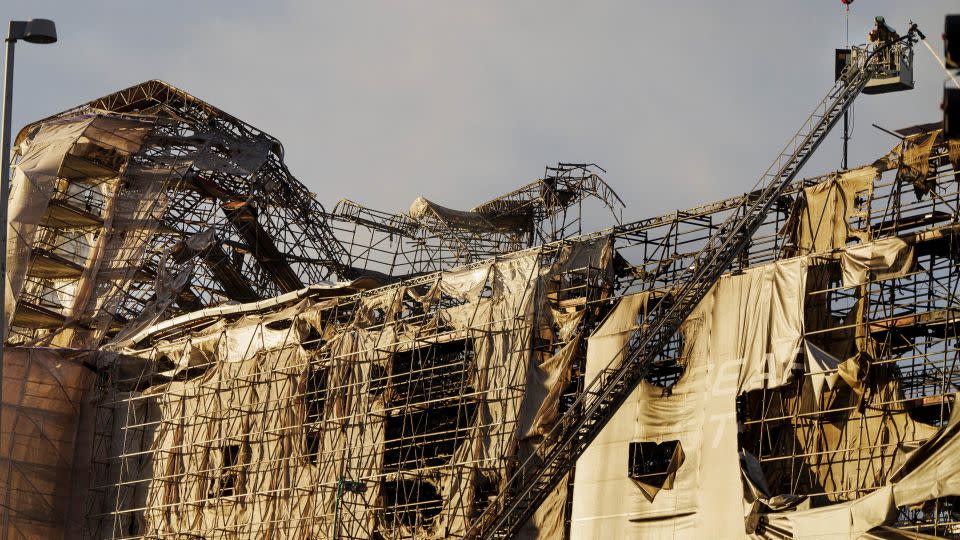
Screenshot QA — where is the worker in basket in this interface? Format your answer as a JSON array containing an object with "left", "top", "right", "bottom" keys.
[
  {"left": 869, "top": 16, "right": 900, "bottom": 69},
  {"left": 869, "top": 16, "right": 900, "bottom": 45}
]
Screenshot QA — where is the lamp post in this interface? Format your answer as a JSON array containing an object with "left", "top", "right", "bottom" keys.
[
  {"left": 0, "top": 22, "right": 56, "bottom": 526},
  {"left": 1, "top": 19, "right": 57, "bottom": 337}
]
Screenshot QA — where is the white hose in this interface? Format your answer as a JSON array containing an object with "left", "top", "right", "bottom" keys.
[{"left": 920, "top": 37, "right": 960, "bottom": 89}]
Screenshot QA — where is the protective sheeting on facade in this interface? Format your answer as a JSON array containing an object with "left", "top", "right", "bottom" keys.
[
  {"left": 839, "top": 237, "right": 914, "bottom": 288},
  {"left": 571, "top": 256, "right": 808, "bottom": 539},
  {"left": 789, "top": 166, "right": 877, "bottom": 255},
  {"left": 747, "top": 241, "right": 941, "bottom": 521},
  {"left": 6, "top": 83, "right": 959, "bottom": 539},
  {"left": 751, "top": 349, "right": 939, "bottom": 511},
  {"left": 761, "top": 416, "right": 960, "bottom": 539},
  {"left": 7, "top": 80, "right": 355, "bottom": 351},
  {"left": 5, "top": 116, "right": 155, "bottom": 344},
  {"left": 89, "top": 239, "right": 611, "bottom": 539},
  {"left": 570, "top": 236, "right": 945, "bottom": 538},
  {"left": 81, "top": 120, "right": 960, "bottom": 538},
  {"left": 0, "top": 347, "right": 96, "bottom": 539}
]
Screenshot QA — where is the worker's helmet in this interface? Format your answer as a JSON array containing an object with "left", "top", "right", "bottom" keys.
[{"left": 875, "top": 16, "right": 885, "bottom": 23}]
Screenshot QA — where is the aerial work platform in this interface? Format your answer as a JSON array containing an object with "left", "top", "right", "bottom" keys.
[{"left": 857, "top": 40, "right": 915, "bottom": 94}]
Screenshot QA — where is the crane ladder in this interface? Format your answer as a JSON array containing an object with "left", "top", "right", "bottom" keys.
[{"left": 466, "top": 42, "right": 897, "bottom": 540}]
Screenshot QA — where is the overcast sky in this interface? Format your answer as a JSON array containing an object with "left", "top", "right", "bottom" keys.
[{"left": 5, "top": 1, "right": 957, "bottom": 226}]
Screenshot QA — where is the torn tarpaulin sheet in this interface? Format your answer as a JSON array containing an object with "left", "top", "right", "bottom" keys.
[
  {"left": 760, "top": 485, "right": 898, "bottom": 540},
  {"left": 803, "top": 340, "right": 871, "bottom": 403},
  {"left": 895, "top": 130, "right": 940, "bottom": 198},
  {"left": 629, "top": 441, "right": 685, "bottom": 502},
  {"left": 5, "top": 118, "right": 96, "bottom": 332},
  {"left": 792, "top": 166, "right": 876, "bottom": 255},
  {"left": 761, "top": 412, "right": 960, "bottom": 539},
  {"left": 409, "top": 196, "right": 529, "bottom": 232},
  {"left": 572, "top": 256, "right": 808, "bottom": 538},
  {"left": 839, "top": 237, "right": 914, "bottom": 288},
  {"left": 803, "top": 340, "right": 842, "bottom": 402}
]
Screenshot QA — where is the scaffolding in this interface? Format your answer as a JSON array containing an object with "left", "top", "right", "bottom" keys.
[
  {"left": 6, "top": 82, "right": 624, "bottom": 352},
  {"left": 5, "top": 74, "right": 960, "bottom": 539},
  {"left": 7, "top": 81, "right": 350, "bottom": 350},
  {"left": 86, "top": 235, "right": 612, "bottom": 538},
  {"left": 76, "top": 122, "right": 960, "bottom": 538},
  {"left": 329, "top": 163, "right": 624, "bottom": 277}
]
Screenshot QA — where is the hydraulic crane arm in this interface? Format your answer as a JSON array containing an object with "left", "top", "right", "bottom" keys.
[{"left": 465, "top": 34, "right": 917, "bottom": 540}]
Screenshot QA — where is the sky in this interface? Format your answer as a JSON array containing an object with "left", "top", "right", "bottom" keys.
[{"left": 4, "top": 1, "right": 958, "bottom": 227}]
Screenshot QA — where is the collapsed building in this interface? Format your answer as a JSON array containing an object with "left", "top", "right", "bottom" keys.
[{"left": 3, "top": 73, "right": 960, "bottom": 540}]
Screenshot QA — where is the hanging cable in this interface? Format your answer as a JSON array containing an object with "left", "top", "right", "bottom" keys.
[
  {"left": 846, "top": 2, "right": 854, "bottom": 146},
  {"left": 845, "top": 1, "right": 850, "bottom": 47},
  {"left": 841, "top": 0, "right": 854, "bottom": 169}
]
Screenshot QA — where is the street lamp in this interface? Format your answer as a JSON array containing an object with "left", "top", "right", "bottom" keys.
[
  {"left": 2, "top": 18, "right": 58, "bottom": 328},
  {"left": 0, "top": 17, "right": 57, "bottom": 461},
  {"left": 2, "top": 18, "right": 58, "bottom": 311},
  {"left": 1, "top": 19, "right": 58, "bottom": 335}
]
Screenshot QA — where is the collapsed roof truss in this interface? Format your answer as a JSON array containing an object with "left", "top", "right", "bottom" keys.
[
  {"left": 7, "top": 75, "right": 960, "bottom": 539},
  {"left": 9, "top": 81, "right": 355, "bottom": 347},
  {"left": 329, "top": 163, "right": 624, "bottom": 277},
  {"left": 84, "top": 125, "right": 960, "bottom": 538}
]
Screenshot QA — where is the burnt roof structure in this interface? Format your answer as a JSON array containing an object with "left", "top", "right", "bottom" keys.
[
  {"left": 7, "top": 81, "right": 622, "bottom": 349},
  {"left": 7, "top": 81, "right": 351, "bottom": 348},
  {"left": 5, "top": 73, "right": 960, "bottom": 540}
]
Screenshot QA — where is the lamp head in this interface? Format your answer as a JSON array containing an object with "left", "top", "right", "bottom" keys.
[{"left": 22, "top": 19, "right": 57, "bottom": 44}]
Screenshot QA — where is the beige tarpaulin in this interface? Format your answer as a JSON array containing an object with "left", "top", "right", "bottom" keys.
[
  {"left": 762, "top": 413, "right": 960, "bottom": 539},
  {"left": 895, "top": 130, "right": 940, "bottom": 198},
  {"left": 571, "top": 257, "right": 808, "bottom": 538},
  {"left": 5, "top": 118, "right": 95, "bottom": 334},
  {"left": 889, "top": 415, "right": 960, "bottom": 508},
  {"left": 103, "top": 239, "right": 606, "bottom": 539},
  {"left": 0, "top": 347, "right": 95, "bottom": 540},
  {"left": 516, "top": 473, "right": 569, "bottom": 540},
  {"left": 511, "top": 242, "right": 609, "bottom": 540},
  {"left": 435, "top": 251, "right": 546, "bottom": 538},
  {"left": 792, "top": 166, "right": 876, "bottom": 255},
  {"left": 803, "top": 339, "right": 885, "bottom": 408},
  {"left": 633, "top": 442, "right": 686, "bottom": 502},
  {"left": 756, "top": 246, "right": 941, "bottom": 524},
  {"left": 762, "top": 485, "right": 898, "bottom": 539},
  {"left": 124, "top": 331, "right": 387, "bottom": 538},
  {"left": 515, "top": 314, "right": 585, "bottom": 540},
  {"left": 2, "top": 115, "right": 154, "bottom": 347},
  {"left": 570, "top": 292, "right": 656, "bottom": 538},
  {"left": 409, "top": 196, "right": 528, "bottom": 232},
  {"left": 839, "top": 237, "right": 914, "bottom": 288},
  {"left": 732, "top": 258, "right": 808, "bottom": 393},
  {"left": 804, "top": 340, "right": 843, "bottom": 402},
  {"left": 787, "top": 375, "right": 936, "bottom": 500},
  {"left": 518, "top": 333, "right": 581, "bottom": 439},
  {"left": 759, "top": 350, "right": 939, "bottom": 510}
]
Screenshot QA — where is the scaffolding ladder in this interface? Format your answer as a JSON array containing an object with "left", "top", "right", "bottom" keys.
[{"left": 465, "top": 40, "right": 904, "bottom": 540}]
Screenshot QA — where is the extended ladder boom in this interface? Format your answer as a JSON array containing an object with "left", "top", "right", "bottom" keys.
[{"left": 466, "top": 38, "right": 909, "bottom": 539}]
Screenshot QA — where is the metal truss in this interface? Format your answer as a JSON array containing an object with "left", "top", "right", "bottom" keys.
[{"left": 328, "top": 163, "right": 624, "bottom": 277}]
